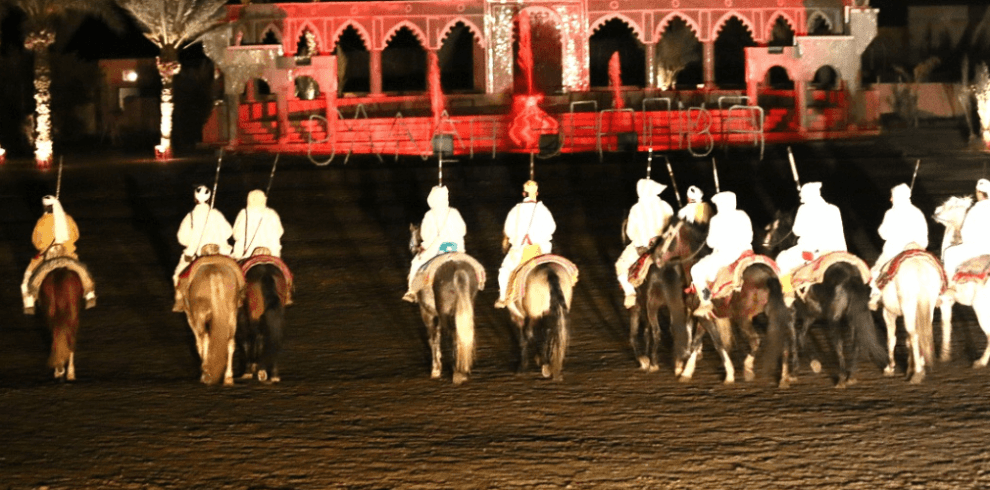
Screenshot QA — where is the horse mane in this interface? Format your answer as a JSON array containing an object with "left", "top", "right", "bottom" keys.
[{"left": 934, "top": 195, "right": 974, "bottom": 229}]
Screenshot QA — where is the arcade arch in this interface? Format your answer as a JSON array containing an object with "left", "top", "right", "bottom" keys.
[
  {"left": 382, "top": 26, "right": 427, "bottom": 93},
  {"left": 513, "top": 9, "right": 563, "bottom": 95},
  {"left": 654, "top": 16, "right": 702, "bottom": 90},
  {"left": 334, "top": 25, "right": 370, "bottom": 94},
  {"left": 438, "top": 22, "right": 483, "bottom": 92},
  {"left": 589, "top": 18, "right": 645, "bottom": 88},
  {"left": 714, "top": 16, "right": 756, "bottom": 89}
]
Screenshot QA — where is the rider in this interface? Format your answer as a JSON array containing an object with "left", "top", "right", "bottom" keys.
[
  {"left": 232, "top": 189, "right": 284, "bottom": 260},
  {"left": 403, "top": 185, "right": 467, "bottom": 303},
  {"left": 615, "top": 178, "right": 674, "bottom": 308},
  {"left": 942, "top": 178, "right": 990, "bottom": 280},
  {"left": 173, "top": 185, "right": 233, "bottom": 311},
  {"left": 691, "top": 191, "right": 753, "bottom": 316},
  {"left": 677, "top": 185, "right": 712, "bottom": 225},
  {"left": 495, "top": 180, "right": 556, "bottom": 309},
  {"left": 775, "top": 182, "right": 847, "bottom": 298},
  {"left": 869, "top": 183, "right": 928, "bottom": 308},
  {"left": 21, "top": 195, "right": 80, "bottom": 313}
]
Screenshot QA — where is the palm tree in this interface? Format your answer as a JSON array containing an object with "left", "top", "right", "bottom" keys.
[
  {"left": 116, "top": 0, "right": 228, "bottom": 159},
  {"left": 4, "top": 0, "right": 118, "bottom": 167}
]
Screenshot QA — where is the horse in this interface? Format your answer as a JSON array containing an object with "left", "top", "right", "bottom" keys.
[
  {"left": 759, "top": 209, "right": 887, "bottom": 387},
  {"left": 505, "top": 254, "right": 578, "bottom": 381},
  {"left": 680, "top": 258, "right": 796, "bottom": 387},
  {"left": 874, "top": 249, "right": 943, "bottom": 383},
  {"left": 408, "top": 224, "right": 483, "bottom": 385},
  {"left": 627, "top": 218, "right": 709, "bottom": 374},
  {"left": 933, "top": 195, "right": 990, "bottom": 367},
  {"left": 238, "top": 260, "right": 289, "bottom": 383},
  {"left": 180, "top": 254, "right": 245, "bottom": 386},
  {"left": 37, "top": 268, "right": 83, "bottom": 381}
]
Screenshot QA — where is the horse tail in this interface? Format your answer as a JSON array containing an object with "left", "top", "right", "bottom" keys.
[
  {"left": 204, "top": 268, "right": 238, "bottom": 385},
  {"left": 915, "top": 283, "right": 936, "bottom": 367},
  {"left": 759, "top": 275, "right": 793, "bottom": 374},
  {"left": 546, "top": 269, "right": 569, "bottom": 380},
  {"left": 847, "top": 281, "right": 889, "bottom": 368},
  {"left": 44, "top": 269, "right": 82, "bottom": 370},
  {"left": 661, "top": 265, "right": 690, "bottom": 360},
  {"left": 452, "top": 268, "right": 476, "bottom": 377}
]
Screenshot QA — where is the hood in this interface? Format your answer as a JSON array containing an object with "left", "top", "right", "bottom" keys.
[
  {"left": 686, "top": 185, "right": 703, "bottom": 203},
  {"left": 710, "top": 191, "right": 736, "bottom": 212},
  {"left": 636, "top": 178, "right": 666, "bottom": 201},
  {"left": 891, "top": 183, "right": 911, "bottom": 206},
  {"left": 247, "top": 189, "right": 266, "bottom": 210},
  {"left": 800, "top": 182, "right": 823, "bottom": 204},
  {"left": 427, "top": 185, "right": 449, "bottom": 211}
]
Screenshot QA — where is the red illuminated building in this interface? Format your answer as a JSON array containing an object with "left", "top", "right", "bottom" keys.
[{"left": 200, "top": 0, "right": 879, "bottom": 158}]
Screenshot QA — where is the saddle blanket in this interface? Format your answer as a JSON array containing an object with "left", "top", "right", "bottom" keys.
[
  {"left": 240, "top": 254, "right": 295, "bottom": 305},
  {"left": 792, "top": 251, "right": 871, "bottom": 297},
  {"left": 176, "top": 255, "right": 245, "bottom": 304},
  {"left": 954, "top": 254, "right": 990, "bottom": 285},
  {"left": 710, "top": 251, "right": 780, "bottom": 300},
  {"left": 627, "top": 235, "right": 665, "bottom": 288},
  {"left": 876, "top": 249, "right": 947, "bottom": 294},
  {"left": 29, "top": 256, "right": 97, "bottom": 309},
  {"left": 507, "top": 254, "right": 579, "bottom": 305},
  {"left": 410, "top": 252, "right": 486, "bottom": 295}
]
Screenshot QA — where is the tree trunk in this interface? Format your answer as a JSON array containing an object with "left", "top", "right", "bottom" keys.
[
  {"left": 156, "top": 51, "right": 182, "bottom": 159},
  {"left": 26, "top": 30, "right": 55, "bottom": 168}
]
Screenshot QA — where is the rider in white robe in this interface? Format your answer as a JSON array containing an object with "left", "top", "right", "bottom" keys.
[
  {"left": 691, "top": 191, "right": 753, "bottom": 315},
  {"left": 615, "top": 178, "right": 674, "bottom": 308},
  {"left": 869, "top": 183, "right": 928, "bottom": 307},
  {"left": 232, "top": 189, "right": 284, "bottom": 259},
  {"left": 677, "top": 185, "right": 712, "bottom": 225},
  {"left": 173, "top": 185, "right": 233, "bottom": 285},
  {"left": 943, "top": 178, "right": 990, "bottom": 278},
  {"left": 776, "top": 182, "right": 847, "bottom": 295},
  {"left": 403, "top": 185, "right": 467, "bottom": 302},
  {"left": 495, "top": 180, "right": 556, "bottom": 308}
]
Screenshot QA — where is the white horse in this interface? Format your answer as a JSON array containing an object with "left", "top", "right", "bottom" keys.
[
  {"left": 876, "top": 250, "right": 943, "bottom": 383},
  {"left": 933, "top": 195, "right": 990, "bottom": 367}
]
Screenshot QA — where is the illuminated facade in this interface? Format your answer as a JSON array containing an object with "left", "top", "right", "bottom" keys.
[{"left": 201, "top": 0, "right": 879, "bottom": 157}]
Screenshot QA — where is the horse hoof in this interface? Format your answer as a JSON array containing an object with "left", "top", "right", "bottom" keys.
[
  {"left": 257, "top": 370, "right": 268, "bottom": 383},
  {"left": 637, "top": 356, "right": 650, "bottom": 371},
  {"left": 909, "top": 371, "right": 925, "bottom": 384},
  {"left": 431, "top": 370, "right": 442, "bottom": 379},
  {"left": 883, "top": 365, "right": 896, "bottom": 377},
  {"left": 810, "top": 360, "right": 822, "bottom": 374},
  {"left": 973, "top": 361, "right": 987, "bottom": 369},
  {"left": 452, "top": 372, "right": 469, "bottom": 385},
  {"left": 241, "top": 373, "right": 253, "bottom": 379},
  {"left": 224, "top": 377, "right": 235, "bottom": 386},
  {"left": 647, "top": 364, "right": 660, "bottom": 373},
  {"left": 723, "top": 376, "right": 735, "bottom": 385},
  {"left": 541, "top": 365, "right": 552, "bottom": 378},
  {"left": 270, "top": 376, "right": 281, "bottom": 383},
  {"left": 744, "top": 369, "right": 755, "bottom": 382},
  {"left": 940, "top": 354, "right": 952, "bottom": 364}
]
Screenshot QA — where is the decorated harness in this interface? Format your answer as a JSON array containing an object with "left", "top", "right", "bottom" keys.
[
  {"left": 876, "top": 248, "right": 947, "bottom": 294},
  {"left": 791, "top": 251, "right": 871, "bottom": 300}
]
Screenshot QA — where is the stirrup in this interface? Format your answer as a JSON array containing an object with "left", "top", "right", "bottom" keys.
[
  {"left": 693, "top": 301, "right": 714, "bottom": 318},
  {"left": 494, "top": 298, "right": 507, "bottom": 309},
  {"left": 402, "top": 291, "right": 417, "bottom": 303}
]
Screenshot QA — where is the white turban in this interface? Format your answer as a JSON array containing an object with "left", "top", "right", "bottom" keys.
[
  {"left": 977, "top": 179, "right": 990, "bottom": 194},
  {"left": 42, "top": 195, "right": 70, "bottom": 244},
  {"left": 246, "top": 189, "right": 266, "bottom": 209},
  {"left": 687, "top": 186, "right": 703, "bottom": 202},
  {"left": 636, "top": 179, "right": 666, "bottom": 201},
  {"left": 427, "top": 185, "right": 449, "bottom": 212},
  {"left": 194, "top": 185, "right": 212, "bottom": 204},
  {"left": 891, "top": 183, "right": 911, "bottom": 204}
]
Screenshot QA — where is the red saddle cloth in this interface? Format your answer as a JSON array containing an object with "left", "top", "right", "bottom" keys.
[
  {"left": 953, "top": 254, "right": 990, "bottom": 285},
  {"left": 239, "top": 255, "right": 295, "bottom": 305},
  {"left": 709, "top": 251, "right": 781, "bottom": 299},
  {"left": 627, "top": 251, "right": 653, "bottom": 287},
  {"left": 791, "top": 251, "right": 871, "bottom": 293},
  {"left": 876, "top": 249, "right": 947, "bottom": 294},
  {"left": 507, "top": 254, "right": 579, "bottom": 305}
]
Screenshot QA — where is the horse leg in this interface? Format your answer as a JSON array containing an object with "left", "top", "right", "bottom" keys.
[
  {"left": 422, "top": 309, "right": 442, "bottom": 379},
  {"left": 737, "top": 317, "right": 760, "bottom": 382},
  {"left": 516, "top": 316, "right": 531, "bottom": 374},
  {"left": 645, "top": 303, "right": 662, "bottom": 373},
  {"left": 714, "top": 317, "right": 736, "bottom": 384},
  {"left": 882, "top": 307, "right": 899, "bottom": 377},
  {"left": 939, "top": 295, "right": 954, "bottom": 362},
  {"left": 66, "top": 352, "right": 75, "bottom": 381},
  {"left": 678, "top": 319, "right": 705, "bottom": 381},
  {"left": 629, "top": 303, "right": 648, "bottom": 370},
  {"left": 797, "top": 316, "right": 823, "bottom": 374},
  {"left": 224, "top": 338, "right": 236, "bottom": 386},
  {"left": 972, "top": 303, "right": 990, "bottom": 369},
  {"left": 901, "top": 300, "right": 925, "bottom": 384}
]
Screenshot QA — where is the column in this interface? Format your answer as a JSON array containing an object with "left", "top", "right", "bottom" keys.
[
  {"left": 370, "top": 49, "right": 383, "bottom": 96},
  {"left": 795, "top": 80, "right": 807, "bottom": 131},
  {"left": 645, "top": 42, "right": 656, "bottom": 90},
  {"left": 703, "top": 41, "right": 715, "bottom": 89}
]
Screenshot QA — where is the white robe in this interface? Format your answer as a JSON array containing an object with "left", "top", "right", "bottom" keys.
[
  {"left": 498, "top": 200, "right": 556, "bottom": 299},
  {"left": 232, "top": 206, "right": 284, "bottom": 259}
]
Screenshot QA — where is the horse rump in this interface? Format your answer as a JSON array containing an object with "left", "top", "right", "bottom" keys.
[
  {"left": 189, "top": 263, "right": 242, "bottom": 386},
  {"left": 238, "top": 264, "right": 286, "bottom": 383},
  {"left": 434, "top": 263, "right": 478, "bottom": 384},
  {"left": 39, "top": 268, "right": 83, "bottom": 379}
]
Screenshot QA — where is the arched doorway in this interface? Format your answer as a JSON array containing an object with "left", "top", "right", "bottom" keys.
[
  {"left": 589, "top": 18, "right": 645, "bottom": 88},
  {"left": 513, "top": 9, "right": 562, "bottom": 95},
  {"left": 382, "top": 26, "right": 427, "bottom": 93},
  {"left": 714, "top": 17, "right": 756, "bottom": 89},
  {"left": 655, "top": 17, "right": 702, "bottom": 90},
  {"left": 438, "top": 22, "right": 479, "bottom": 92},
  {"left": 769, "top": 17, "right": 794, "bottom": 47},
  {"left": 334, "top": 26, "right": 370, "bottom": 94}
]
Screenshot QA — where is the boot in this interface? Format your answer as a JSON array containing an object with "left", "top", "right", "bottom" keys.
[
  {"left": 494, "top": 297, "right": 507, "bottom": 309},
  {"left": 781, "top": 273, "right": 796, "bottom": 307},
  {"left": 624, "top": 294, "right": 637, "bottom": 309},
  {"left": 172, "top": 289, "right": 184, "bottom": 312},
  {"left": 23, "top": 293, "right": 34, "bottom": 315},
  {"left": 693, "top": 288, "right": 713, "bottom": 317},
  {"left": 402, "top": 290, "right": 417, "bottom": 303},
  {"left": 868, "top": 285, "right": 881, "bottom": 311}
]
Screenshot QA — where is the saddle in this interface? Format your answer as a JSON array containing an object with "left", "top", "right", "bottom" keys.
[
  {"left": 627, "top": 236, "right": 664, "bottom": 288},
  {"left": 408, "top": 252, "right": 486, "bottom": 296},
  {"left": 176, "top": 254, "right": 246, "bottom": 308},
  {"left": 953, "top": 254, "right": 990, "bottom": 285},
  {"left": 239, "top": 252, "right": 295, "bottom": 306},
  {"left": 28, "top": 255, "right": 97, "bottom": 309},
  {"left": 791, "top": 251, "right": 871, "bottom": 300},
  {"left": 876, "top": 248, "right": 947, "bottom": 294},
  {"left": 506, "top": 254, "right": 579, "bottom": 305},
  {"left": 709, "top": 251, "right": 781, "bottom": 300}
]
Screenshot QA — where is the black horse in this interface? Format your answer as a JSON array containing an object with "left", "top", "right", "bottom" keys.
[
  {"left": 759, "top": 209, "right": 887, "bottom": 387},
  {"left": 238, "top": 263, "right": 288, "bottom": 384},
  {"left": 628, "top": 218, "right": 709, "bottom": 375}
]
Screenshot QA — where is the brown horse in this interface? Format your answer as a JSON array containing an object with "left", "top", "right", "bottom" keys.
[
  {"left": 182, "top": 255, "right": 245, "bottom": 386},
  {"left": 37, "top": 268, "right": 83, "bottom": 381},
  {"left": 238, "top": 262, "right": 288, "bottom": 383}
]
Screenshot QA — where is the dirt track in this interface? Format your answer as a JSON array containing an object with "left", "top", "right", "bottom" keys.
[{"left": 3, "top": 128, "right": 990, "bottom": 489}]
